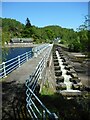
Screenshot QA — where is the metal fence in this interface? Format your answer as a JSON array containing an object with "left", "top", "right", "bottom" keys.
[
  {"left": 26, "top": 44, "right": 58, "bottom": 119},
  {"left": 0, "top": 51, "right": 32, "bottom": 78},
  {"left": 0, "top": 44, "right": 50, "bottom": 79}
]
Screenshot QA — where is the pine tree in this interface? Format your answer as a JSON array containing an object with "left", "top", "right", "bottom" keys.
[{"left": 25, "top": 18, "right": 31, "bottom": 28}]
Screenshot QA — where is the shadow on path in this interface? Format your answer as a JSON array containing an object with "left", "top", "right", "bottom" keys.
[{"left": 2, "top": 81, "right": 29, "bottom": 120}]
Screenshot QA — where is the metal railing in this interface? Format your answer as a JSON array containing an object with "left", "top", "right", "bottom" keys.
[
  {"left": 0, "top": 51, "right": 32, "bottom": 78},
  {"left": 26, "top": 44, "right": 58, "bottom": 119},
  {"left": 33, "top": 44, "right": 50, "bottom": 57},
  {"left": 0, "top": 44, "right": 50, "bottom": 79}
]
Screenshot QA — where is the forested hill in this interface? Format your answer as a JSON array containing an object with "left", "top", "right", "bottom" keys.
[
  {"left": 0, "top": 17, "right": 89, "bottom": 53},
  {"left": 1, "top": 17, "right": 24, "bottom": 45}
]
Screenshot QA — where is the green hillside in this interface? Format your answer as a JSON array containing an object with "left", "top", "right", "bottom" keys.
[
  {"left": 0, "top": 17, "right": 24, "bottom": 45},
  {"left": 1, "top": 17, "right": 89, "bottom": 54}
]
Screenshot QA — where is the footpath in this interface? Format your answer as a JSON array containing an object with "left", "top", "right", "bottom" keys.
[{"left": 1, "top": 45, "right": 52, "bottom": 120}]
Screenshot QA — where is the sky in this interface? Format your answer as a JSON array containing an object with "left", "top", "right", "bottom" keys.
[
  {"left": 1, "top": 0, "right": 89, "bottom": 2},
  {"left": 1, "top": 2, "right": 89, "bottom": 31}
]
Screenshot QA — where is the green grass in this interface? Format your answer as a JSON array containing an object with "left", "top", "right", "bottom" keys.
[{"left": 41, "top": 80, "right": 55, "bottom": 96}]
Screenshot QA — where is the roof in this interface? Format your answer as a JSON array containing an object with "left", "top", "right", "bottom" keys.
[{"left": 11, "top": 38, "right": 33, "bottom": 43}]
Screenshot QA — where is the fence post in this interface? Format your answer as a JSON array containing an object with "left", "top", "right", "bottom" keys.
[
  {"left": 42, "top": 110, "right": 46, "bottom": 120},
  {"left": 30, "top": 51, "right": 32, "bottom": 58},
  {"left": 26, "top": 52, "right": 28, "bottom": 61},
  {"left": 18, "top": 56, "right": 20, "bottom": 67},
  {"left": 44, "top": 57, "right": 46, "bottom": 68},
  {"left": 34, "top": 48, "right": 37, "bottom": 58},
  {"left": 39, "top": 62, "right": 42, "bottom": 80},
  {"left": 3, "top": 62, "right": 6, "bottom": 77}
]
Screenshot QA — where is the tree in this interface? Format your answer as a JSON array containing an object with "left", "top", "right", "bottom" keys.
[
  {"left": 21, "top": 18, "right": 33, "bottom": 38},
  {"left": 25, "top": 18, "right": 31, "bottom": 28},
  {"left": 77, "top": 15, "right": 89, "bottom": 53},
  {"left": 1, "top": 18, "right": 24, "bottom": 45}
]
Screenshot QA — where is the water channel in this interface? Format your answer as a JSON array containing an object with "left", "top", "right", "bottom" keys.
[
  {"left": 56, "top": 51, "right": 72, "bottom": 90},
  {"left": 56, "top": 50, "right": 81, "bottom": 95}
]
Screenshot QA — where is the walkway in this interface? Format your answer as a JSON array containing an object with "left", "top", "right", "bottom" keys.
[
  {"left": 2, "top": 45, "right": 51, "bottom": 83},
  {"left": 1, "top": 45, "right": 53, "bottom": 120}
]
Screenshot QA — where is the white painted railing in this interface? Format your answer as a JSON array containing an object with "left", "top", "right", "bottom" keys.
[
  {"left": 0, "top": 51, "right": 32, "bottom": 78},
  {"left": 0, "top": 44, "right": 50, "bottom": 79},
  {"left": 32, "top": 43, "right": 50, "bottom": 57},
  {"left": 26, "top": 44, "right": 58, "bottom": 119}
]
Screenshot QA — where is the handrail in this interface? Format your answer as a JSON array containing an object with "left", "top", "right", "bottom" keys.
[
  {"left": 0, "top": 44, "right": 50, "bottom": 79},
  {"left": 26, "top": 44, "right": 58, "bottom": 119},
  {"left": 0, "top": 51, "right": 32, "bottom": 78}
]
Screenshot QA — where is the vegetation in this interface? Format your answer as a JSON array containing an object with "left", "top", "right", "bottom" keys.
[
  {"left": 1, "top": 17, "right": 24, "bottom": 45},
  {"left": 1, "top": 16, "right": 90, "bottom": 119},
  {"left": 1, "top": 16, "right": 89, "bottom": 55},
  {"left": 40, "top": 93, "right": 90, "bottom": 120},
  {"left": 41, "top": 79, "right": 54, "bottom": 95},
  {"left": 40, "top": 79, "right": 90, "bottom": 120}
]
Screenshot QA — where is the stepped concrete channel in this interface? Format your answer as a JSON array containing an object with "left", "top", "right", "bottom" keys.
[{"left": 53, "top": 45, "right": 89, "bottom": 97}]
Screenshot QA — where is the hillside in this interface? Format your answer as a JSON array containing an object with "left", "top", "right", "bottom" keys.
[
  {"left": 1, "top": 17, "right": 89, "bottom": 54},
  {"left": 0, "top": 17, "right": 24, "bottom": 45}
]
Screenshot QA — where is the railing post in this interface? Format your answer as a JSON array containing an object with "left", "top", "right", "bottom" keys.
[
  {"left": 37, "top": 48, "right": 39, "bottom": 56},
  {"left": 26, "top": 52, "right": 28, "bottom": 61},
  {"left": 39, "top": 63, "right": 42, "bottom": 80},
  {"left": 3, "top": 62, "right": 6, "bottom": 77},
  {"left": 42, "top": 110, "right": 46, "bottom": 120},
  {"left": 34, "top": 48, "right": 37, "bottom": 58},
  {"left": 18, "top": 56, "right": 20, "bottom": 67},
  {"left": 44, "top": 57, "right": 46, "bottom": 68},
  {"left": 30, "top": 51, "right": 32, "bottom": 58}
]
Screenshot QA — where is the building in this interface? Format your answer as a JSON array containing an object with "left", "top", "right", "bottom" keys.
[{"left": 10, "top": 38, "right": 33, "bottom": 43}]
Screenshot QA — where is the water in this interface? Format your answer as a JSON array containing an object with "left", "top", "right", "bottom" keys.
[
  {"left": 56, "top": 51, "right": 72, "bottom": 90},
  {"left": 56, "top": 50, "right": 82, "bottom": 95},
  {"left": 2, "top": 47, "right": 33, "bottom": 62}
]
